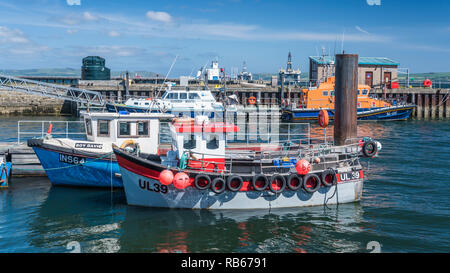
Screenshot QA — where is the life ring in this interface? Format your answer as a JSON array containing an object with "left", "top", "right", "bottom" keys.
[
  {"left": 286, "top": 173, "right": 302, "bottom": 191},
  {"left": 248, "top": 96, "right": 257, "bottom": 105},
  {"left": 318, "top": 109, "right": 329, "bottom": 128},
  {"left": 211, "top": 177, "right": 226, "bottom": 194},
  {"left": 120, "top": 139, "right": 137, "bottom": 149},
  {"left": 303, "top": 173, "right": 321, "bottom": 194},
  {"left": 321, "top": 169, "right": 336, "bottom": 187},
  {"left": 269, "top": 174, "right": 286, "bottom": 194},
  {"left": 226, "top": 175, "right": 243, "bottom": 192},
  {"left": 194, "top": 174, "right": 211, "bottom": 190},
  {"left": 362, "top": 140, "right": 378, "bottom": 157},
  {"left": 252, "top": 174, "right": 269, "bottom": 191}
]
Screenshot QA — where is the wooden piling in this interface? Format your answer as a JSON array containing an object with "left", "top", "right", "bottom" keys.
[
  {"left": 446, "top": 95, "right": 450, "bottom": 118},
  {"left": 438, "top": 94, "right": 444, "bottom": 119},
  {"left": 412, "top": 94, "right": 416, "bottom": 117},
  {"left": 431, "top": 94, "right": 436, "bottom": 119},
  {"left": 334, "top": 54, "right": 358, "bottom": 146},
  {"left": 417, "top": 94, "right": 422, "bottom": 119},
  {"left": 424, "top": 94, "right": 430, "bottom": 119}
]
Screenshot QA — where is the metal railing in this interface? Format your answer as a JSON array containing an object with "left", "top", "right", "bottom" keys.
[{"left": 17, "top": 120, "right": 86, "bottom": 144}]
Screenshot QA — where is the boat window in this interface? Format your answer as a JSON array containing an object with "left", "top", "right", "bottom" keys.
[
  {"left": 183, "top": 134, "right": 196, "bottom": 149},
  {"left": 85, "top": 119, "right": 92, "bottom": 136},
  {"left": 362, "top": 89, "right": 369, "bottom": 95},
  {"left": 145, "top": 102, "right": 149, "bottom": 105},
  {"left": 97, "top": 120, "right": 110, "bottom": 137},
  {"left": 137, "top": 121, "right": 149, "bottom": 136},
  {"left": 179, "top": 93, "right": 187, "bottom": 99},
  {"left": 357, "top": 90, "right": 361, "bottom": 95},
  {"left": 134, "top": 102, "right": 139, "bottom": 105},
  {"left": 166, "top": 93, "right": 179, "bottom": 100},
  {"left": 189, "top": 93, "right": 200, "bottom": 100},
  {"left": 119, "top": 122, "right": 131, "bottom": 136},
  {"left": 161, "top": 91, "right": 168, "bottom": 99},
  {"left": 206, "top": 134, "right": 219, "bottom": 150},
  {"left": 331, "top": 91, "right": 335, "bottom": 96},
  {"left": 322, "top": 91, "right": 329, "bottom": 96}
]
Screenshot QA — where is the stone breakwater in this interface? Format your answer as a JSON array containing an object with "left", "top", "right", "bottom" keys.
[{"left": 0, "top": 89, "right": 76, "bottom": 116}]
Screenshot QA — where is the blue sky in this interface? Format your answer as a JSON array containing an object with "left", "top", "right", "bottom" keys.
[{"left": 0, "top": 0, "right": 448, "bottom": 76}]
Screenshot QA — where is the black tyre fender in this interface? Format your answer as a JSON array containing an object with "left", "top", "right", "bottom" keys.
[
  {"left": 252, "top": 174, "right": 269, "bottom": 191},
  {"left": 269, "top": 174, "right": 286, "bottom": 194},
  {"left": 321, "top": 169, "right": 337, "bottom": 187},
  {"left": 211, "top": 177, "right": 226, "bottom": 194},
  {"left": 302, "top": 173, "right": 321, "bottom": 194},
  {"left": 194, "top": 174, "right": 211, "bottom": 190},
  {"left": 286, "top": 173, "right": 303, "bottom": 191},
  {"left": 362, "top": 140, "right": 378, "bottom": 157},
  {"left": 226, "top": 175, "right": 243, "bottom": 192}
]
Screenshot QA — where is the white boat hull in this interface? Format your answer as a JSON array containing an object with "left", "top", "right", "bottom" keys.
[{"left": 120, "top": 166, "right": 364, "bottom": 209}]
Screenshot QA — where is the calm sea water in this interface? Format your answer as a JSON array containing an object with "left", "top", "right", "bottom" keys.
[{"left": 0, "top": 116, "right": 449, "bottom": 253}]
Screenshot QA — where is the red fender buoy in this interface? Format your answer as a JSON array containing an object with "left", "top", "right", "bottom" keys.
[
  {"left": 295, "top": 159, "right": 310, "bottom": 175},
  {"left": 173, "top": 172, "right": 190, "bottom": 189},
  {"left": 248, "top": 96, "right": 256, "bottom": 105},
  {"left": 159, "top": 170, "right": 174, "bottom": 185}
]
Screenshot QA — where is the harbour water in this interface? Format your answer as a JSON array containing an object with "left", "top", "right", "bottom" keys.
[{"left": 0, "top": 116, "right": 449, "bottom": 253}]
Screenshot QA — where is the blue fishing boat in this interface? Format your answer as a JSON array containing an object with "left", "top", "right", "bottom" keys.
[{"left": 28, "top": 111, "right": 173, "bottom": 188}]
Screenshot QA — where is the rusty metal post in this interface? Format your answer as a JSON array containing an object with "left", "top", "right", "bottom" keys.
[{"left": 334, "top": 54, "right": 358, "bottom": 146}]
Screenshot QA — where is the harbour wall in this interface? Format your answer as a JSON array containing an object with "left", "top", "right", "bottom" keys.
[
  {"left": 1, "top": 78, "right": 449, "bottom": 118},
  {"left": 0, "top": 89, "right": 77, "bottom": 116}
]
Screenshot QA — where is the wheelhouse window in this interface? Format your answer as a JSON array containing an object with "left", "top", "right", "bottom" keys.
[
  {"left": 119, "top": 122, "right": 131, "bottom": 137},
  {"left": 189, "top": 93, "right": 200, "bottom": 100},
  {"left": 362, "top": 89, "right": 369, "bottom": 95},
  {"left": 85, "top": 119, "right": 92, "bottom": 136},
  {"left": 357, "top": 90, "right": 361, "bottom": 95},
  {"left": 183, "top": 134, "right": 196, "bottom": 149},
  {"left": 166, "top": 93, "right": 179, "bottom": 100},
  {"left": 134, "top": 102, "right": 139, "bottom": 105},
  {"left": 206, "top": 134, "right": 219, "bottom": 150},
  {"left": 322, "top": 91, "right": 329, "bottom": 96},
  {"left": 330, "top": 91, "right": 335, "bottom": 96},
  {"left": 179, "top": 93, "right": 187, "bottom": 99},
  {"left": 137, "top": 121, "right": 149, "bottom": 136},
  {"left": 97, "top": 120, "right": 110, "bottom": 137}
]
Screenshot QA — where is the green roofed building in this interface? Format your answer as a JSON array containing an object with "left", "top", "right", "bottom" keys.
[
  {"left": 309, "top": 56, "right": 399, "bottom": 89},
  {"left": 81, "top": 56, "right": 111, "bottom": 80}
]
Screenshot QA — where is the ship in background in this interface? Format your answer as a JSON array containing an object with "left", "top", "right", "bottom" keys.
[{"left": 281, "top": 76, "right": 415, "bottom": 122}]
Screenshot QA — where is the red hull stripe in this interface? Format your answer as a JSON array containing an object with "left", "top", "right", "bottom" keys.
[{"left": 116, "top": 154, "right": 162, "bottom": 180}]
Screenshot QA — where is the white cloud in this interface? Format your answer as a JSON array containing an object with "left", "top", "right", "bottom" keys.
[
  {"left": 83, "top": 12, "right": 98, "bottom": 21},
  {"left": 66, "top": 0, "right": 81, "bottom": 5},
  {"left": 66, "top": 29, "right": 78, "bottom": 34},
  {"left": 107, "top": 30, "right": 121, "bottom": 37},
  {"left": 146, "top": 11, "right": 172, "bottom": 23},
  {"left": 355, "top": 26, "right": 370, "bottom": 35},
  {"left": 0, "top": 26, "right": 29, "bottom": 44}
]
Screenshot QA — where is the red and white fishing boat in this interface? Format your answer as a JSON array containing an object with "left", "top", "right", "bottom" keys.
[{"left": 113, "top": 116, "right": 380, "bottom": 209}]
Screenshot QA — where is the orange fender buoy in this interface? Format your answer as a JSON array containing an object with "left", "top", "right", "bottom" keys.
[
  {"left": 295, "top": 159, "right": 311, "bottom": 175},
  {"left": 248, "top": 96, "right": 256, "bottom": 105},
  {"left": 159, "top": 170, "right": 174, "bottom": 185},
  {"left": 173, "top": 172, "right": 190, "bottom": 189},
  {"left": 47, "top": 123, "right": 53, "bottom": 134},
  {"left": 318, "top": 110, "right": 329, "bottom": 128}
]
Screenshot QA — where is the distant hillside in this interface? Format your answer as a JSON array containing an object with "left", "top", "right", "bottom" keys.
[
  {"left": 253, "top": 72, "right": 309, "bottom": 81},
  {"left": 399, "top": 72, "right": 450, "bottom": 82},
  {"left": 0, "top": 68, "right": 80, "bottom": 77},
  {"left": 0, "top": 68, "right": 157, "bottom": 78}
]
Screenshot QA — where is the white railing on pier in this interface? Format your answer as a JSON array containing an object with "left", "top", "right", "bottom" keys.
[{"left": 17, "top": 120, "right": 85, "bottom": 144}]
